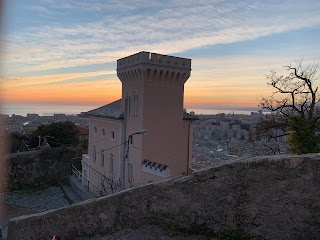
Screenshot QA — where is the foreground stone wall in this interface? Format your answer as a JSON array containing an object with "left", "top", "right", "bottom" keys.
[
  {"left": 5, "top": 147, "right": 78, "bottom": 189},
  {"left": 7, "top": 154, "right": 320, "bottom": 240}
]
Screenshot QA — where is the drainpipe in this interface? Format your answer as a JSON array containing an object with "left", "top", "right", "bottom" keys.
[
  {"left": 121, "top": 98, "right": 127, "bottom": 190},
  {"left": 186, "top": 121, "right": 192, "bottom": 175}
]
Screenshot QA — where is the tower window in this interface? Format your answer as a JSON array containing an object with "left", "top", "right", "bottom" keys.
[
  {"left": 133, "top": 92, "right": 139, "bottom": 116},
  {"left": 126, "top": 93, "right": 131, "bottom": 115},
  {"left": 102, "top": 128, "right": 105, "bottom": 136}
]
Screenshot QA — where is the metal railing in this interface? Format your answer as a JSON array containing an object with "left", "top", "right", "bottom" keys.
[
  {"left": 71, "top": 165, "right": 143, "bottom": 197},
  {"left": 71, "top": 165, "right": 104, "bottom": 197}
]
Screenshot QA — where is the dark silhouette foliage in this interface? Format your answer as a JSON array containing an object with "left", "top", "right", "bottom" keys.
[
  {"left": 259, "top": 60, "right": 320, "bottom": 154},
  {"left": 32, "top": 121, "right": 79, "bottom": 148}
]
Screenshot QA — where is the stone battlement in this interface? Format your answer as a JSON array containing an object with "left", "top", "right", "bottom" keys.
[{"left": 117, "top": 51, "right": 191, "bottom": 70}]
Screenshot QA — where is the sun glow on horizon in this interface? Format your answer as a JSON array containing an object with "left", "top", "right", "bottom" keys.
[{"left": 2, "top": 0, "right": 320, "bottom": 110}]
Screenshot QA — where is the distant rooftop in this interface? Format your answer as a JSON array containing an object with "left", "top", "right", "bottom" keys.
[{"left": 23, "top": 120, "right": 44, "bottom": 127}]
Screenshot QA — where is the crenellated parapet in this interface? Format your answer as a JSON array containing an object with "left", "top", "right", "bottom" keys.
[
  {"left": 117, "top": 51, "right": 191, "bottom": 70},
  {"left": 117, "top": 51, "right": 191, "bottom": 86}
]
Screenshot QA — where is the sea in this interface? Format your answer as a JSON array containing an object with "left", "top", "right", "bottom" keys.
[{"left": 0, "top": 103, "right": 258, "bottom": 117}]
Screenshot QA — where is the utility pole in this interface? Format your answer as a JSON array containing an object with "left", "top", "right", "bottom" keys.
[
  {"left": 38, "top": 135, "right": 41, "bottom": 147},
  {"left": 21, "top": 140, "right": 26, "bottom": 152},
  {"left": 121, "top": 98, "right": 127, "bottom": 191},
  {"left": 21, "top": 140, "right": 30, "bottom": 152},
  {"left": 121, "top": 98, "right": 148, "bottom": 191}
]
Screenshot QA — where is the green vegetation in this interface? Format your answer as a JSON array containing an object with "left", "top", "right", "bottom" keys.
[
  {"left": 9, "top": 131, "right": 29, "bottom": 152},
  {"left": 9, "top": 121, "right": 80, "bottom": 153},
  {"left": 287, "top": 117, "right": 320, "bottom": 154},
  {"left": 32, "top": 121, "right": 79, "bottom": 148}
]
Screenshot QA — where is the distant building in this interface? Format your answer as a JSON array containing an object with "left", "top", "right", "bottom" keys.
[
  {"left": 81, "top": 51, "right": 197, "bottom": 195},
  {"left": 77, "top": 125, "right": 89, "bottom": 141},
  {"left": 27, "top": 113, "right": 39, "bottom": 118},
  {"left": 54, "top": 113, "right": 66, "bottom": 117},
  {"left": 22, "top": 120, "right": 43, "bottom": 134}
]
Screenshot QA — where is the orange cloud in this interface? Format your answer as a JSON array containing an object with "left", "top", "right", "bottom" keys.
[
  {"left": 3, "top": 79, "right": 121, "bottom": 105},
  {"left": 3, "top": 55, "right": 279, "bottom": 108}
]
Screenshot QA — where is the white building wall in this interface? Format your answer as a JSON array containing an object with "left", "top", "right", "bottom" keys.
[{"left": 82, "top": 116, "right": 122, "bottom": 193}]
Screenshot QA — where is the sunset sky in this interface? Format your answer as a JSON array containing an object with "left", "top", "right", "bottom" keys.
[{"left": 2, "top": 0, "right": 320, "bottom": 112}]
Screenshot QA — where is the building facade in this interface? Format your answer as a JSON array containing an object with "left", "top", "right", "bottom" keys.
[{"left": 81, "top": 51, "right": 197, "bottom": 195}]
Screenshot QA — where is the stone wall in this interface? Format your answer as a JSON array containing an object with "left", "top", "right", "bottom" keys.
[
  {"left": 5, "top": 147, "right": 78, "bottom": 189},
  {"left": 7, "top": 154, "right": 320, "bottom": 240}
]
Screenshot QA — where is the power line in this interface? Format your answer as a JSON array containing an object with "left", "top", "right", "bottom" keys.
[
  {"left": 72, "top": 142, "right": 124, "bottom": 160},
  {"left": 130, "top": 145, "right": 184, "bottom": 164},
  {"left": 88, "top": 136, "right": 118, "bottom": 145}
]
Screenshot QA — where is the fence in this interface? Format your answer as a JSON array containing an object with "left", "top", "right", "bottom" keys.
[
  {"left": 71, "top": 165, "right": 103, "bottom": 197},
  {"left": 71, "top": 165, "right": 141, "bottom": 197}
]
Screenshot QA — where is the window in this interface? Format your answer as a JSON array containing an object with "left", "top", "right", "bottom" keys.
[
  {"left": 102, "top": 128, "right": 105, "bottom": 136},
  {"left": 93, "top": 145, "right": 96, "bottom": 162},
  {"left": 94, "top": 126, "right": 97, "bottom": 134},
  {"left": 126, "top": 93, "right": 131, "bottom": 115},
  {"left": 133, "top": 92, "right": 139, "bottom": 116},
  {"left": 111, "top": 130, "right": 115, "bottom": 140},
  {"left": 110, "top": 153, "right": 114, "bottom": 173},
  {"left": 142, "top": 160, "right": 170, "bottom": 177},
  {"left": 101, "top": 149, "right": 104, "bottom": 167},
  {"left": 129, "top": 135, "right": 133, "bottom": 145}
]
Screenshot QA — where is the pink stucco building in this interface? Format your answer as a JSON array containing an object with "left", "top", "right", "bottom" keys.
[{"left": 81, "top": 51, "right": 197, "bottom": 195}]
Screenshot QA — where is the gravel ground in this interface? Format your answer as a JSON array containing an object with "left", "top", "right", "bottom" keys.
[
  {"left": 3, "top": 186, "right": 70, "bottom": 212},
  {"left": 0, "top": 186, "right": 70, "bottom": 239}
]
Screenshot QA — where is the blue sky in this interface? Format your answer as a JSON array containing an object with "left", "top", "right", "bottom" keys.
[{"left": 2, "top": 0, "right": 320, "bottom": 109}]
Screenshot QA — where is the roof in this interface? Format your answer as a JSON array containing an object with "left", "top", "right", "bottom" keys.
[
  {"left": 23, "top": 120, "right": 43, "bottom": 127},
  {"left": 77, "top": 126, "right": 89, "bottom": 135},
  {"left": 84, "top": 99, "right": 198, "bottom": 121},
  {"left": 183, "top": 112, "right": 198, "bottom": 120},
  {"left": 85, "top": 99, "right": 123, "bottom": 119}
]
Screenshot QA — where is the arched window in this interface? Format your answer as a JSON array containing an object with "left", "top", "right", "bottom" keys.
[
  {"left": 101, "top": 149, "right": 104, "bottom": 167},
  {"left": 93, "top": 145, "right": 96, "bottom": 162},
  {"left": 126, "top": 93, "right": 131, "bottom": 115},
  {"left": 110, "top": 153, "right": 114, "bottom": 173},
  {"left": 111, "top": 130, "right": 115, "bottom": 140},
  {"left": 133, "top": 93, "right": 136, "bottom": 116},
  {"left": 133, "top": 92, "right": 139, "bottom": 116}
]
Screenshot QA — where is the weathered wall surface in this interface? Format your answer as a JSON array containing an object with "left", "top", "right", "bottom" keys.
[
  {"left": 5, "top": 147, "right": 78, "bottom": 189},
  {"left": 7, "top": 154, "right": 320, "bottom": 240}
]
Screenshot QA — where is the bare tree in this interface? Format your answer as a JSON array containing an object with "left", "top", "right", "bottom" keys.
[{"left": 259, "top": 60, "right": 320, "bottom": 154}]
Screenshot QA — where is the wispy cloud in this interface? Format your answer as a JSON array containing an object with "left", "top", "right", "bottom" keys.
[
  {"left": 5, "top": 0, "right": 320, "bottom": 73},
  {"left": 28, "top": 5, "right": 51, "bottom": 14},
  {"left": 2, "top": 70, "right": 116, "bottom": 89}
]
